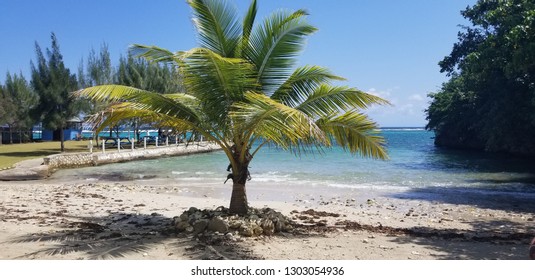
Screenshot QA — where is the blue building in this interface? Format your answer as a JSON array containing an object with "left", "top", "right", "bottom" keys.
[{"left": 42, "top": 117, "right": 83, "bottom": 141}]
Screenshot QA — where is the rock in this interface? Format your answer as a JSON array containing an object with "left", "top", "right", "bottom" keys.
[
  {"left": 239, "top": 225, "right": 254, "bottom": 237},
  {"left": 208, "top": 217, "right": 228, "bottom": 233},
  {"left": 189, "top": 212, "right": 203, "bottom": 224},
  {"left": 193, "top": 219, "right": 209, "bottom": 235},
  {"left": 174, "top": 206, "right": 294, "bottom": 237},
  {"left": 228, "top": 220, "right": 242, "bottom": 229},
  {"left": 252, "top": 225, "right": 263, "bottom": 236},
  {"left": 260, "top": 219, "right": 274, "bottom": 236},
  {"left": 175, "top": 221, "right": 190, "bottom": 232},
  {"left": 273, "top": 219, "right": 283, "bottom": 232},
  {"left": 179, "top": 212, "right": 189, "bottom": 221},
  {"left": 225, "top": 232, "right": 236, "bottom": 241}
]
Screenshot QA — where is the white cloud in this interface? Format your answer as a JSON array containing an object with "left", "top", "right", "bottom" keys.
[
  {"left": 408, "top": 94, "right": 424, "bottom": 101},
  {"left": 363, "top": 86, "right": 429, "bottom": 127}
]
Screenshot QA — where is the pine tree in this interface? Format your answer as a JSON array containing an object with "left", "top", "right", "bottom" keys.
[
  {"left": 3, "top": 72, "right": 38, "bottom": 143},
  {"left": 31, "top": 33, "right": 79, "bottom": 151}
]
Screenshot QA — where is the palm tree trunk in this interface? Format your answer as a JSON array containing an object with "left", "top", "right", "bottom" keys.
[
  {"left": 229, "top": 161, "right": 250, "bottom": 215},
  {"left": 230, "top": 182, "right": 248, "bottom": 215}
]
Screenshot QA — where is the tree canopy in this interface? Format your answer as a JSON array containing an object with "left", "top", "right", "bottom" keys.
[
  {"left": 2, "top": 72, "right": 38, "bottom": 143},
  {"left": 31, "top": 33, "right": 80, "bottom": 151},
  {"left": 426, "top": 0, "right": 535, "bottom": 157}
]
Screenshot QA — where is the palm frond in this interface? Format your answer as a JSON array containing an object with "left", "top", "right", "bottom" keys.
[
  {"left": 188, "top": 0, "right": 241, "bottom": 57},
  {"left": 75, "top": 85, "right": 202, "bottom": 124},
  {"left": 230, "top": 92, "right": 325, "bottom": 151},
  {"left": 271, "top": 65, "right": 344, "bottom": 106},
  {"left": 129, "top": 44, "right": 180, "bottom": 65},
  {"left": 246, "top": 9, "right": 317, "bottom": 94},
  {"left": 91, "top": 103, "right": 193, "bottom": 135},
  {"left": 235, "top": 0, "right": 257, "bottom": 57},
  {"left": 317, "top": 111, "right": 388, "bottom": 159},
  {"left": 296, "top": 85, "right": 391, "bottom": 118},
  {"left": 181, "top": 48, "right": 257, "bottom": 128}
]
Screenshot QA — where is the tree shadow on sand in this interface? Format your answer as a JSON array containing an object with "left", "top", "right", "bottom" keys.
[
  {"left": 389, "top": 186, "right": 535, "bottom": 214},
  {"left": 5, "top": 212, "right": 261, "bottom": 260},
  {"left": 386, "top": 218, "right": 533, "bottom": 260},
  {"left": 285, "top": 209, "right": 533, "bottom": 260}
]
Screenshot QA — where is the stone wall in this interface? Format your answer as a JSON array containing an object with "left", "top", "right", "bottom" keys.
[{"left": 43, "top": 143, "right": 222, "bottom": 171}]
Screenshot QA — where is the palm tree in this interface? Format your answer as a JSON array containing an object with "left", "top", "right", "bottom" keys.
[{"left": 76, "top": 0, "right": 390, "bottom": 214}]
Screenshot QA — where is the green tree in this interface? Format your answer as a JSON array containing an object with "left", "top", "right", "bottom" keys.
[
  {"left": 77, "top": 0, "right": 389, "bottom": 214},
  {"left": 427, "top": 0, "right": 535, "bottom": 156},
  {"left": 115, "top": 55, "right": 185, "bottom": 140},
  {"left": 0, "top": 84, "right": 16, "bottom": 144},
  {"left": 31, "top": 33, "right": 80, "bottom": 152},
  {"left": 78, "top": 44, "right": 116, "bottom": 141},
  {"left": 3, "top": 72, "right": 38, "bottom": 143}
]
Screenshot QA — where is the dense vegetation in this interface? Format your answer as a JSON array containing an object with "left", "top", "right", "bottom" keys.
[
  {"left": 426, "top": 0, "right": 535, "bottom": 157},
  {"left": 0, "top": 34, "right": 180, "bottom": 148}
]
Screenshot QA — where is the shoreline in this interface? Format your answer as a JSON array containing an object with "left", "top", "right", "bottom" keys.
[
  {"left": 0, "top": 142, "right": 222, "bottom": 181},
  {"left": 1, "top": 178, "right": 533, "bottom": 260}
]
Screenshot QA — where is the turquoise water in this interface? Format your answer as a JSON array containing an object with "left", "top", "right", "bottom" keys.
[{"left": 51, "top": 129, "right": 535, "bottom": 200}]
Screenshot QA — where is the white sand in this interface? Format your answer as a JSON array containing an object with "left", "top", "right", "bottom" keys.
[{"left": 0, "top": 178, "right": 533, "bottom": 260}]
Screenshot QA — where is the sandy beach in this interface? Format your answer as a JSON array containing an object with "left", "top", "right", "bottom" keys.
[{"left": 1, "top": 175, "right": 533, "bottom": 260}]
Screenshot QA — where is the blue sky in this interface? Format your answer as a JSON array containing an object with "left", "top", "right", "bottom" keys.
[{"left": 0, "top": 0, "right": 476, "bottom": 127}]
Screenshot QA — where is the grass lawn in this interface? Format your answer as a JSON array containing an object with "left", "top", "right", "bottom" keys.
[{"left": 0, "top": 140, "right": 92, "bottom": 169}]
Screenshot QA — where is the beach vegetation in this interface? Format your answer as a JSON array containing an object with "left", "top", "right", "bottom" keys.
[
  {"left": 76, "top": 0, "right": 389, "bottom": 214},
  {"left": 30, "top": 33, "right": 83, "bottom": 152},
  {"left": 1, "top": 72, "right": 38, "bottom": 144},
  {"left": 77, "top": 44, "right": 185, "bottom": 141},
  {"left": 426, "top": 0, "right": 535, "bottom": 157}
]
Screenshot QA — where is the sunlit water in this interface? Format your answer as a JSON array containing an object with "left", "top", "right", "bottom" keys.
[{"left": 51, "top": 129, "right": 535, "bottom": 202}]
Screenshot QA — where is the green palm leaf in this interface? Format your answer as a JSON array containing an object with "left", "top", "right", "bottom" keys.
[
  {"left": 90, "top": 103, "right": 192, "bottom": 135},
  {"left": 246, "top": 9, "right": 317, "bottom": 94},
  {"left": 129, "top": 44, "right": 180, "bottom": 65},
  {"left": 75, "top": 85, "right": 201, "bottom": 124},
  {"left": 271, "top": 65, "right": 345, "bottom": 106},
  {"left": 235, "top": 0, "right": 257, "bottom": 57},
  {"left": 231, "top": 92, "right": 325, "bottom": 150},
  {"left": 180, "top": 48, "right": 257, "bottom": 129},
  {"left": 317, "top": 111, "right": 388, "bottom": 159},
  {"left": 296, "top": 85, "right": 391, "bottom": 117},
  {"left": 188, "top": 0, "right": 241, "bottom": 57}
]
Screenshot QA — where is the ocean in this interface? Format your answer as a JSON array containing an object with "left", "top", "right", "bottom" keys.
[{"left": 51, "top": 129, "right": 535, "bottom": 204}]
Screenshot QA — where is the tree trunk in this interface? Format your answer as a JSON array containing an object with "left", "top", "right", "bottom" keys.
[
  {"left": 9, "top": 125, "right": 13, "bottom": 144},
  {"left": 228, "top": 155, "right": 251, "bottom": 214},
  {"left": 60, "top": 128, "right": 65, "bottom": 152},
  {"left": 230, "top": 182, "right": 248, "bottom": 215}
]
